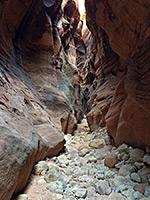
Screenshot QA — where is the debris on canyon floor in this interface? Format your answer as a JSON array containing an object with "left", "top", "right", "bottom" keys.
[{"left": 16, "top": 120, "right": 150, "bottom": 200}]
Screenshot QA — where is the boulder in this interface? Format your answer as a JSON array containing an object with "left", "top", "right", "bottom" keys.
[{"left": 104, "top": 153, "right": 118, "bottom": 168}]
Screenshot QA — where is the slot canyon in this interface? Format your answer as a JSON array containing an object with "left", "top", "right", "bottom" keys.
[{"left": 0, "top": 0, "right": 150, "bottom": 199}]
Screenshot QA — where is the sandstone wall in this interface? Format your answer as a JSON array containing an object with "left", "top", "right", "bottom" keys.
[
  {"left": 0, "top": 0, "right": 83, "bottom": 198},
  {"left": 85, "top": 0, "right": 150, "bottom": 149}
]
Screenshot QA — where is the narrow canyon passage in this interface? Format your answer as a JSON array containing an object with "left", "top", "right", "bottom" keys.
[{"left": 1, "top": 0, "right": 150, "bottom": 200}]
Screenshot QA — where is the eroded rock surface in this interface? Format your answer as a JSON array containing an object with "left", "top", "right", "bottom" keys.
[
  {"left": 84, "top": 0, "right": 150, "bottom": 148},
  {"left": 0, "top": 0, "right": 83, "bottom": 199},
  {"left": 1, "top": 0, "right": 150, "bottom": 199}
]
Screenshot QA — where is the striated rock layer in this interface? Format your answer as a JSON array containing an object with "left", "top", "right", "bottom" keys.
[
  {"left": 0, "top": 0, "right": 83, "bottom": 199},
  {"left": 85, "top": 0, "right": 150, "bottom": 149}
]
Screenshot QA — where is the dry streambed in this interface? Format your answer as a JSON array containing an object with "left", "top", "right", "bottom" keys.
[{"left": 15, "top": 121, "right": 150, "bottom": 200}]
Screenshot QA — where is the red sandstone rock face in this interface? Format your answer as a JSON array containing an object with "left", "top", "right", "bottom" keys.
[
  {"left": 0, "top": 64, "right": 65, "bottom": 200},
  {"left": 85, "top": 0, "right": 150, "bottom": 148},
  {"left": 82, "top": 26, "right": 119, "bottom": 131},
  {"left": 0, "top": 0, "right": 82, "bottom": 199}
]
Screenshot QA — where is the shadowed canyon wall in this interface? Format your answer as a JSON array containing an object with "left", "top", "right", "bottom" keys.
[
  {"left": 85, "top": 0, "right": 150, "bottom": 149},
  {"left": 0, "top": 0, "right": 83, "bottom": 199}
]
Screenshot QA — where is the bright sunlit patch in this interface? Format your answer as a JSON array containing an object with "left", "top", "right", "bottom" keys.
[
  {"left": 77, "top": 0, "right": 86, "bottom": 31},
  {"left": 78, "top": 0, "right": 86, "bottom": 20}
]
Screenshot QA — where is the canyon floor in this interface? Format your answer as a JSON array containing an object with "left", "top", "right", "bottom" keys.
[{"left": 15, "top": 119, "right": 150, "bottom": 200}]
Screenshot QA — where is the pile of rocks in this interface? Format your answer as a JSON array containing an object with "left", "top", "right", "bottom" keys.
[{"left": 16, "top": 123, "right": 150, "bottom": 200}]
